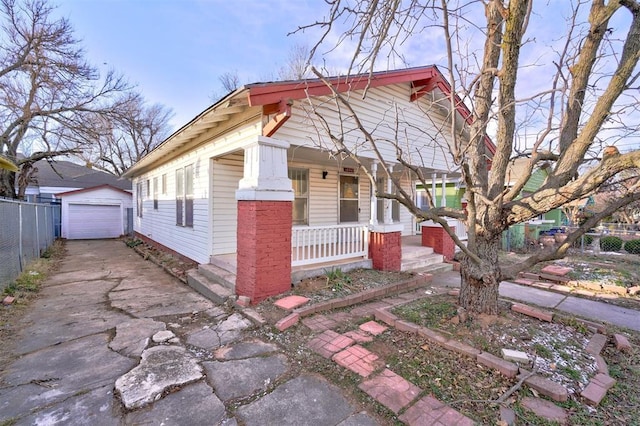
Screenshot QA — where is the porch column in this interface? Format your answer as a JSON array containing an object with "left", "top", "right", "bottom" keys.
[
  {"left": 422, "top": 222, "right": 456, "bottom": 261},
  {"left": 370, "top": 160, "right": 378, "bottom": 226},
  {"left": 369, "top": 223, "right": 403, "bottom": 271},
  {"left": 441, "top": 173, "right": 447, "bottom": 207},
  {"left": 384, "top": 165, "right": 394, "bottom": 224},
  {"left": 431, "top": 172, "right": 437, "bottom": 208},
  {"left": 236, "top": 136, "right": 293, "bottom": 304}
]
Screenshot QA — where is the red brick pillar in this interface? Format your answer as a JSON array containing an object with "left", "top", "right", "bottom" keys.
[
  {"left": 236, "top": 200, "right": 292, "bottom": 304},
  {"left": 422, "top": 225, "right": 456, "bottom": 261},
  {"left": 369, "top": 225, "right": 403, "bottom": 271},
  {"left": 235, "top": 136, "right": 294, "bottom": 304}
]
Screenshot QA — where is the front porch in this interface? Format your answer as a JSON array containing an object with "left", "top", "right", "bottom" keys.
[
  {"left": 194, "top": 233, "right": 454, "bottom": 296},
  {"left": 222, "top": 136, "right": 467, "bottom": 303}
]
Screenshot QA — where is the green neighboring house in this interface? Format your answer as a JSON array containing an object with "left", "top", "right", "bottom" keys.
[
  {"left": 502, "top": 159, "right": 566, "bottom": 250},
  {"left": 414, "top": 159, "right": 566, "bottom": 250}
]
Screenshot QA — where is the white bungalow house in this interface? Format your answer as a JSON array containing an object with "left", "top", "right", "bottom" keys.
[{"left": 124, "top": 66, "right": 494, "bottom": 303}]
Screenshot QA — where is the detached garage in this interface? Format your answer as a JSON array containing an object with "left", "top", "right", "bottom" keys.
[{"left": 57, "top": 185, "right": 132, "bottom": 240}]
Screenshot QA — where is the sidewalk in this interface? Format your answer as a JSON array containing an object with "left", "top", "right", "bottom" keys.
[{"left": 431, "top": 270, "right": 640, "bottom": 332}]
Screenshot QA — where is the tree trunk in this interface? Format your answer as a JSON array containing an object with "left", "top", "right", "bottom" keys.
[
  {"left": 0, "top": 170, "right": 17, "bottom": 199},
  {"left": 459, "top": 234, "right": 501, "bottom": 315}
]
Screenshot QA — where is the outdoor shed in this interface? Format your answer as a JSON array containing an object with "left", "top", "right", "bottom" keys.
[{"left": 57, "top": 184, "right": 132, "bottom": 240}]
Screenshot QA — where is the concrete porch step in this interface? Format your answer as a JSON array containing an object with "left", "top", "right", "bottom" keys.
[
  {"left": 401, "top": 252, "right": 445, "bottom": 272},
  {"left": 402, "top": 245, "right": 434, "bottom": 261},
  {"left": 412, "top": 262, "right": 454, "bottom": 275},
  {"left": 199, "top": 263, "right": 236, "bottom": 293},
  {"left": 186, "top": 269, "right": 234, "bottom": 304}
]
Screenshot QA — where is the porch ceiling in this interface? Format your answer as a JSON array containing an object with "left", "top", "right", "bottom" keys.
[{"left": 287, "top": 145, "right": 461, "bottom": 178}]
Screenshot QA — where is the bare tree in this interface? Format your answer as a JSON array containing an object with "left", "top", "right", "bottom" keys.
[
  {"left": 601, "top": 167, "right": 640, "bottom": 225},
  {"left": 0, "top": 0, "right": 131, "bottom": 198},
  {"left": 219, "top": 71, "right": 241, "bottom": 92},
  {"left": 78, "top": 96, "right": 172, "bottom": 176},
  {"left": 278, "top": 43, "right": 312, "bottom": 80},
  {"left": 301, "top": 0, "right": 640, "bottom": 315}
]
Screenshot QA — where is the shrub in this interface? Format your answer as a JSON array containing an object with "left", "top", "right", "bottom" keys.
[
  {"left": 624, "top": 239, "right": 640, "bottom": 255},
  {"left": 600, "top": 236, "right": 623, "bottom": 252},
  {"left": 572, "top": 234, "right": 593, "bottom": 249}
]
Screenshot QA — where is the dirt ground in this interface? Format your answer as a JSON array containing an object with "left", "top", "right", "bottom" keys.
[{"left": 4, "top": 241, "right": 639, "bottom": 425}]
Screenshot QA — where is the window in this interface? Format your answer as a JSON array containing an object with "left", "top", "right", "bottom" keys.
[
  {"left": 339, "top": 175, "right": 359, "bottom": 223},
  {"left": 161, "top": 173, "right": 167, "bottom": 195},
  {"left": 185, "top": 164, "right": 194, "bottom": 227},
  {"left": 153, "top": 177, "right": 158, "bottom": 210},
  {"left": 376, "top": 177, "right": 399, "bottom": 222},
  {"left": 146, "top": 179, "right": 150, "bottom": 199},
  {"left": 136, "top": 181, "right": 143, "bottom": 218},
  {"left": 176, "top": 165, "right": 194, "bottom": 227},
  {"left": 176, "top": 168, "right": 183, "bottom": 225},
  {"left": 289, "top": 168, "right": 308, "bottom": 225}
]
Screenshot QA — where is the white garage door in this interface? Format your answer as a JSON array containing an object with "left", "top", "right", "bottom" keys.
[{"left": 68, "top": 204, "right": 121, "bottom": 239}]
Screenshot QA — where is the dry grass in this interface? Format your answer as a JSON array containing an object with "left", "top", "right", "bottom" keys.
[{"left": 0, "top": 240, "right": 66, "bottom": 370}]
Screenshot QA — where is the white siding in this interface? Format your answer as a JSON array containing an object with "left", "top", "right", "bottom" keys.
[
  {"left": 302, "top": 161, "right": 338, "bottom": 225},
  {"left": 276, "top": 84, "right": 456, "bottom": 172},
  {"left": 132, "top": 83, "right": 452, "bottom": 263},
  {"left": 133, "top": 122, "right": 261, "bottom": 264},
  {"left": 288, "top": 161, "right": 373, "bottom": 227},
  {"left": 358, "top": 174, "right": 371, "bottom": 224},
  {"left": 211, "top": 153, "right": 243, "bottom": 255}
]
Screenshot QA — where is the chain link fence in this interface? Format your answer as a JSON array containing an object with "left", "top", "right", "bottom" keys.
[
  {"left": 501, "top": 222, "right": 640, "bottom": 254},
  {"left": 0, "top": 198, "right": 59, "bottom": 291}
]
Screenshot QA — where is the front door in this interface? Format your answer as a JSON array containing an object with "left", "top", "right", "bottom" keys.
[{"left": 339, "top": 175, "right": 359, "bottom": 223}]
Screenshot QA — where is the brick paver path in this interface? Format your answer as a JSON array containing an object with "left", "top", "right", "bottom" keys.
[
  {"left": 332, "top": 345, "right": 380, "bottom": 377},
  {"left": 307, "top": 330, "right": 354, "bottom": 359},
  {"left": 301, "top": 314, "right": 339, "bottom": 332},
  {"left": 358, "top": 369, "right": 421, "bottom": 414},
  {"left": 399, "top": 395, "right": 474, "bottom": 426},
  {"left": 277, "top": 290, "right": 477, "bottom": 425}
]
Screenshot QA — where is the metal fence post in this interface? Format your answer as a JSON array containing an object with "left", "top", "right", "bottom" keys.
[{"left": 18, "top": 203, "right": 23, "bottom": 271}]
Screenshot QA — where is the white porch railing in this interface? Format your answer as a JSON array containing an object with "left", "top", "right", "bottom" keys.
[
  {"left": 452, "top": 219, "right": 468, "bottom": 242},
  {"left": 292, "top": 224, "right": 369, "bottom": 267}
]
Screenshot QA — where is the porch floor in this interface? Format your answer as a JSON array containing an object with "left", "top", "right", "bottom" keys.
[{"left": 209, "top": 235, "right": 435, "bottom": 279}]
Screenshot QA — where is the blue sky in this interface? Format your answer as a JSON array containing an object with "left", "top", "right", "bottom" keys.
[
  {"left": 52, "top": 1, "right": 637, "bottom": 153},
  {"left": 54, "top": 0, "right": 322, "bottom": 128}
]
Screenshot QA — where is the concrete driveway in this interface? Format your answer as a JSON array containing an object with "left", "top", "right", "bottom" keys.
[{"left": 0, "top": 240, "right": 377, "bottom": 425}]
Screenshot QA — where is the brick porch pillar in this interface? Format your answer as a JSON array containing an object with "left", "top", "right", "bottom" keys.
[
  {"left": 236, "top": 136, "right": 293, "bottom": 304},
  {"left": 236, "top": 201, "right": 291, "bottom": 303},
  {"left": 422, "top": 223, "right": 456, "bottom": 261},
  {"left": 369, "top": 224, "right": 403, "bottom": 271}
]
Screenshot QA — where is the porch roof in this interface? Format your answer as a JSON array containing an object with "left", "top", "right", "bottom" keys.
[{"left": 124, "top": 65, "right": 495, "bottom": 179}]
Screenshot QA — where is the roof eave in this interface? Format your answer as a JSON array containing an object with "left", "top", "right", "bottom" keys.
[{"left": 123, "top": 88, "right": 251, "bottom": 178}]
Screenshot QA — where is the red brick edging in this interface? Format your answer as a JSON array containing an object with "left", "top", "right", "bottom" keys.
[
  {"left": 373, "top": 300, "right": 626, "bottom": 406},
  {"left": 274, "top": 274, "right": 432, "bottom": 331}
]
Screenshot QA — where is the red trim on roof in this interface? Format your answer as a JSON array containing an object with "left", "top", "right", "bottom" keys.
[
  {"left": 262, "top": 100, "right": 292, "bottom": 137},
  {"left": 55, "top": 184, "right": 132, "bottom": 197},
  {"left": 247, "top": 67, "right": 439, "bottom": 106},
  {"left": 247, "top": 66, "right": 496, "bottom": 154}
]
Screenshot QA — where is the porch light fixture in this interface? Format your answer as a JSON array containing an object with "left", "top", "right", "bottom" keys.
[{"left": 322, "top": 170, "right": 328, "bottom": 179}]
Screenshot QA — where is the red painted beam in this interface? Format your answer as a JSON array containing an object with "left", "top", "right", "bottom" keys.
[
  {"left": 262, "top": 100, "right": 292, "bottom": 137},
  {"left": 247, "top": 67, "right": 438, "bottom": 106}
]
